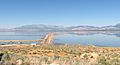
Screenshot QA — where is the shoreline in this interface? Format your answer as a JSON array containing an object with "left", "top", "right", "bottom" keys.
[{"left": 0, "top": 43, "right": 120, "bottom": 48}]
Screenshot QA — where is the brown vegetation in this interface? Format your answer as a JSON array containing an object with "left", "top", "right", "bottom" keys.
[{"left": 0, "top": 44, "right": 120, "bottom": 65}]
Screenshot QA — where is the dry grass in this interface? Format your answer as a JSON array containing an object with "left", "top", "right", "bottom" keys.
[{"left": 0, "top": 44, "right": 120, "bottom": 65}]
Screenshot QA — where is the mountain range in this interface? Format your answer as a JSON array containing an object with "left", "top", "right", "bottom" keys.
[{"left": 0, "top": 23, "right": 120, "bottom": 32}]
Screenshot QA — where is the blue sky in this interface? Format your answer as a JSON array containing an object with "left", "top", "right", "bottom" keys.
[{"left": 0, "top": 0, "right": 120, "bottom": 28}]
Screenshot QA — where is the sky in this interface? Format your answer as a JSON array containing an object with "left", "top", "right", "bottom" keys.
[{"left": 0, "top": 0, "right": 120, "bottom": 28}]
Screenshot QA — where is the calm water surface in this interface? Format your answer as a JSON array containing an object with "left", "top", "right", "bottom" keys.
[{"left": 0, "top": 32, "right": 120, "bottom": 47}]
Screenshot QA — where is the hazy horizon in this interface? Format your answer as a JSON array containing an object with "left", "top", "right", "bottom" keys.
[
  {"left": 0, "top": 23, "right": 120, "bottom": 29},
  {"left": 0, "top": 0, "right": 120, "bottom": 28}
]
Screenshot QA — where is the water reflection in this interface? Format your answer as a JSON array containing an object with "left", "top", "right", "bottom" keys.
[
  {"left": 0, "top": 31, "right": 120, "bottom": 47},
  {"left": 54, "top": 31, "right": 120, "bottom": 38}
]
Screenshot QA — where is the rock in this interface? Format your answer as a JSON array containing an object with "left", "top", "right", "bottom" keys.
[{"left": 16, "top": 59, "right": 22, "bottom": 65}]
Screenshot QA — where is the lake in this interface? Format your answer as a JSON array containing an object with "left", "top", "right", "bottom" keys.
[{"left": 0, "top": 31, "right": 120, "bottom": 47}]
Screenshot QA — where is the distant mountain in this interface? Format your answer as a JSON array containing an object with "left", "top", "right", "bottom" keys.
[
  {"left": 0, "top": 24, "right": 120, "bottom": 32},
  {"left": 115, "top": 24, "right": 120, "bottom": 28},
  {"left": 13, "top": 24, "right": 66, "bottom": 32},
  {"left": 69, "top": 24, "right": 120, "bottom": 31},
  {"left": 68, "top": 26, "right": 100, "bottom": 31},
  {"left": 100, "top": 24, "right": 120, "bottom": 30},
  {"left": 0, "top": 28, "right": 12, "bottom": 32}
]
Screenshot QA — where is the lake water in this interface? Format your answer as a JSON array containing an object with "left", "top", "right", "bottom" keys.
[{"left": 0, "top": 31, "right": 120, "bottom": 47}]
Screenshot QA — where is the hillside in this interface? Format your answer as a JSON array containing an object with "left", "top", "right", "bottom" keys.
[{"left": 0, "top": 24, "right": 120, "bottom": 32}]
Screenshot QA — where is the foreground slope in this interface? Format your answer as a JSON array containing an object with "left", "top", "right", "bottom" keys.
[{"left": 0, "top": 44, "right": 120, "bottom": 65}]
